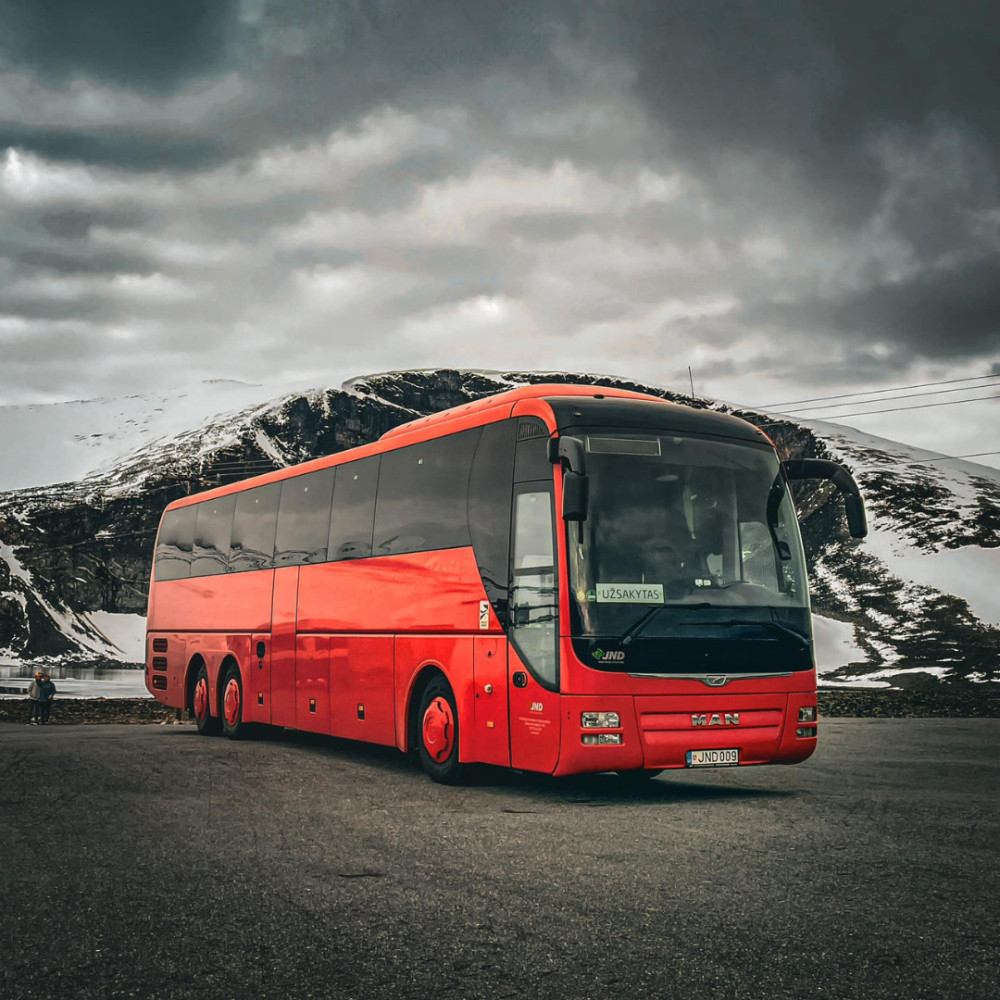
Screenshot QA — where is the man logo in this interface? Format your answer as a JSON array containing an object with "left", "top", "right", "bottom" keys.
[{"left": 691, "top": 713, "right": 741, "bottom": 727}]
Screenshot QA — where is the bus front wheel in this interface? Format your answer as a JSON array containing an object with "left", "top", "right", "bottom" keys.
[
  {"left": 192, "top": 664, "right": 220, "bottom": 737},
  {"left": 220, "top": 663, "right": 248, "bottom": 740},
  {"left": 416, "top": 676, "right": 466, "bottom": 785}
]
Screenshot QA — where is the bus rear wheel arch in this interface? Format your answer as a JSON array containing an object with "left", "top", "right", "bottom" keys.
[{"left": 414, "top": 673, "right": 466, "bottom": 785}]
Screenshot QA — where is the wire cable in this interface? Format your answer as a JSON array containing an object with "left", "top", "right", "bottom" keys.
[
  {"left": 756, "top": 372, "right": 1000, "bottom": 409},
  {"left": 771, "top": 382, "right": 1000, "bottom": 415}
]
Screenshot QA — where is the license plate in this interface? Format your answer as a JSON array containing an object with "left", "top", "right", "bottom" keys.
[{"left": 686, "top": 748, "right": 740, "bottom": 767}]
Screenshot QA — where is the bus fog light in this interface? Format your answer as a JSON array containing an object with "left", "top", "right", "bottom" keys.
[
  {"left": 581, "top": 733, "right": 623, "bottom": 746},
  {"left": 796, "top": 726, "right": 817, "bottom": 739},
  {"left": 581, "top": 711, "right": 620, "bottom": 729},
  {"left": 798, "top": 706, "right": 817, "bottom": 723}
]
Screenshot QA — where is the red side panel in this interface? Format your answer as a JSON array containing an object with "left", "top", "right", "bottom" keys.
[
  {"left": 245, "top": 632, "right": 271, "bottom": 724},
  {"left": 146, "top": 571, "right": 274, "bottom": 633},
  {"left": 328, "top": 636, "right": 395, "bottom": 746},
  {"left": 270, "top": 567, "right": 298, "bottom": 728},
  {"left": 472, "top": 636, "right": 509, "bottom": 767},
  {"left": 296, "top": 634, "right": 331, "bottom": 734},
  {"left": 507, "top": 647, "right": 561, "bottom": 774},
  {"left": 296, "top": 549, "right": 485, "bottom": 634}
]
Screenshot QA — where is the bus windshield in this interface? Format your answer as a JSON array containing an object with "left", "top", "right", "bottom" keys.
[{"left": 566, "top": 430, "right": 809, "bottom": 641}]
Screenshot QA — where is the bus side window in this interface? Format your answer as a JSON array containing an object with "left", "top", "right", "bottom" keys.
[
  {"left": 328, "top": 456, "right": 380, "bottom": 561},
  {"left": 374, "top": 429, "right": 480, "bottom": 557},
  {"left": 275, "top": 468, "right": 336, "bottom": 567},
  {"left": 469, "top": 419, "right": 516, "bottom": 625},
  {"left": 154, "top": 505, "right": 197, "bottom": 581},
  {"left": 229, "top": 483, "right": 280, "bottom": 573},
  {"left": 192, "top": 496, "right": 237, "bottom": 578}
]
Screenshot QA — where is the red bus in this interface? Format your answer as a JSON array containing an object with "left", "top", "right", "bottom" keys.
[{"left": 145, "top": 384, "right": 866, "bottom": 783}]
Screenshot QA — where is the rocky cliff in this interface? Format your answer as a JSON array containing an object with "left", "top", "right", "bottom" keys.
[{"left": 1, "top": 369, "right": 997, "bottom": 687}]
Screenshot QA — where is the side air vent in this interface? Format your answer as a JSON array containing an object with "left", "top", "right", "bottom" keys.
[
  {"left": 151, "top": 675, "right": 167, "bottom": 690},
  {"left": 152, "top": 638, "right": 168, "bottom": 653},
  {"left": 517, "top": 419, "right": 547, "bottom": 441},
  {"left": 152, "top": 657, "right": 168, "bottom": 671}
]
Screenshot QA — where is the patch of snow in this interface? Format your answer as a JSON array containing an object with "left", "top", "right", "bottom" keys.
[
  {"left": 813, "top": 614, "right": 865, "bottom": 676},
  {"left": 82, "top": 612, "right": 147, "bottom": 663},
  {"left": 862, "top": 523, "right": 1000, "bottom": 625}
]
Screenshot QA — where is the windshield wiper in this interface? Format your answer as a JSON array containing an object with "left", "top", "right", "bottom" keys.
[
  {"left": 619, "top": 603, "right": 712, "bottom": 646},
  {"left": 679, "top": 618, "right": 811, "bottom": 650}
]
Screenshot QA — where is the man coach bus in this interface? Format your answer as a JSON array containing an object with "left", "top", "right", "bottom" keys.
[{"left": 145, "top": 384, "right": 866, "bottom": 783}]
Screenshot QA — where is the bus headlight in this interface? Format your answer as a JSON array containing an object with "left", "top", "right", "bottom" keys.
[
  {"left": 582, "top": 733, "right": 623, "bottom": 746},
  {"left": 581, "top": 711, "right": 620, "bottom": 729},
  {"left": 798, "top": 706, "right": 817, "bottom": 723}
]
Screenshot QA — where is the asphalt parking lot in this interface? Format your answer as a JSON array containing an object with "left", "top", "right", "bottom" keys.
[{"left": 1, "top": 718, "right": 997, "bottom": 1000}]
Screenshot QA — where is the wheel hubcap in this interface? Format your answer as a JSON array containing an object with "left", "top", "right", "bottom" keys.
[
  {"left": 224, "top": 678, "right": 241, "bottom": 727},
  {"left": 194, "top": 678, "right": 208, "bottom": 721},
  {"left": 422, "top": 697, "right": 454, "bottom": 763}
]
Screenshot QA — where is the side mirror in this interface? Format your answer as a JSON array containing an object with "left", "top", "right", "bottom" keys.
[
  {"left": 549, "top": 435, "right": 589, "bottom": 521},
  {"left": 784, "top": 458, "right": 868, "bottom": 539},
  {"left": 844, "top": 494, "right": 867, "bottom": 539},
  {"left": 563, "top": 472, "right": 588, "bottom": 521}
]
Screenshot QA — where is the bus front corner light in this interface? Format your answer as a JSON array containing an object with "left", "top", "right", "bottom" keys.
[
  {"left": 798, "top": 706, "right": 817, "bottom": 723},
  {"left": 581, "top": 711, "right": 620, "bottom": 729},
  {"left": 582, "top": 733, "right": 623, "bottom": 746},
  {"left": 796, "top": 726, "right": 817, "bottom": 739}
]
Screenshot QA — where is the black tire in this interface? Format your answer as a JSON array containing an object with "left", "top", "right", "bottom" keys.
[
  {"left": 220, "top": 662, "right": 249, "bottom": 740},
  {"left": 416, "top": 675, "right": 466, "bottom": 784},
  {"left": 192, "top": 663, "right": 221, "bottom": 736},
  {"left": 616, "top": 768, "right": 663, "bottom": 785}
]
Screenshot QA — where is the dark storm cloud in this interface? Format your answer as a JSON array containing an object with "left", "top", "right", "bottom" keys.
[
  {"left": 0, "top": 0, "right": 237, "bottom": 91},
  {"left": 625, "top": 0, "right": 1000, "bottom": 223},
  {"left": 747, "top": 256, "right": 1000, "bottom": 360},
  {"left": 1, "top": 0, "right": 999, "bottom": 410}
]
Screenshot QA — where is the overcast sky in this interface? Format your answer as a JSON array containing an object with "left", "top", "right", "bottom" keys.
[{"left": 1, "top": 1, "right": 998, "bottom": 465}]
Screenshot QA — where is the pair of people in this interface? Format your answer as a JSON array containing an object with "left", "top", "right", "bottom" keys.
[{"left": 26, "top": 671, "right": 56, "bottom": 724}]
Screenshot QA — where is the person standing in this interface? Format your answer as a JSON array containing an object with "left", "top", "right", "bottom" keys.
[
  {"left": 26, "top": 670, "right": 43, "bottom": 724},
  {"left": 39, "top": 673, "right": 57, "bottom": 725}
]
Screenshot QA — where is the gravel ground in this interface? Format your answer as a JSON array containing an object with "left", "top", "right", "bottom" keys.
[{"left": 2, "top": 685, "right": 998, "bottom": 726}]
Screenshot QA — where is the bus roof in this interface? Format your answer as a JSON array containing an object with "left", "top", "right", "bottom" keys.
[{"left": 379, "top": 383, "right": 665, "bottom": 443}]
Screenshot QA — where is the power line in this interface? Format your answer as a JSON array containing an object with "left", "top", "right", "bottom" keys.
[
  {"left": 803, "top": 392, "right": 1000, "bottom": 420},
  {"left": 773, "top": 382, "right": 1000, "bottom": 415},
  {"left": 756, "top": 372, "right": 1000, "bottom": 409},
  {"left": 759, "top": 392, "right": 1000, "bottom": 424}
]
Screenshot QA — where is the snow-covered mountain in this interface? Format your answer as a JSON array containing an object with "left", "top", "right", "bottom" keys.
[{"left": 1, "top": 369, "right": 997, "bottom": 689}]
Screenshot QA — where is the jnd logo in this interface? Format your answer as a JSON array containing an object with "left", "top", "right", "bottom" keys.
[
  {"left": 593, "top": 648, "right": 625, "bottom": 662},
  {"left": 691, "top": 713, "right": 741, "bottom": 727},
  {"left": 529, "top": 701, "right": 544, "bottom": 712}
]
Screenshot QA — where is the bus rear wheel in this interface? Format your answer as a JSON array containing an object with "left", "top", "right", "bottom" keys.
[
  {"left": 417, "top": 676, "right": 466, "bottom": 785},
  {"left": 192, "top": 664, "right": 220, "bottom": 736},
  {"left": 220, "top": 663, "right": 248, "bottom": 740}
]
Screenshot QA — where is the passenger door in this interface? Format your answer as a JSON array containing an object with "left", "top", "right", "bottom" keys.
[{"left": 508, "top": 483, "right": 561, "bottom": 773}]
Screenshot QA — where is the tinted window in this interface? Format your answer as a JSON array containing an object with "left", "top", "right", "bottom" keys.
[
  {"left": 229, "top": 483, "right": 280, "bottom": 573},
  {"left": 374, "top": 429, "right": 481, "bottom": 556},
  {"left": 514, "top": 420, "right": 552, "bottom": 481},
  {"left": 154, "top": 505, "right": 197, "bottom": 581},
  {"left": 328, "top": 456, "right": 379, "bottom": 561},
  {"left": 192, "top": 496, "right": 236, "bottom": 577},
  {"left": 275, "top": 468, "right": 335, "bottom": 567},
  {"left": 468, "top": 419, "right": 516, "bottom": 624}
]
